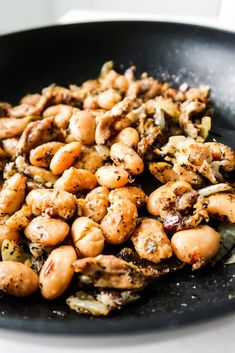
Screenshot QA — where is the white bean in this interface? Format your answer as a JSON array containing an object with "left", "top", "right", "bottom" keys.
[
  {"left": 95, "top": 166, "right": 130, "bottom": 188},
  {"left": 0, "top": 224, "right": 20, "bottom": 247},
  {"left": 111, "top": 127, "right": 139, "bottom": 149},
  {"left": 26, "top": 189, "right": 77, "bottom": 219},
  {"left": 0, "top": 173, "right": 26, "bottom": 216},
  {"left": 69, "top": 111, "right": 96, "bottom": 145},
  {"left": 108, "top": 186, "right": 147, "bottom": 208},
  {"left": 83, "top": 186, "right": 110, "bottom": 223},
  {"left": 24, "top": 216, "right": 70, "bottom": 246},
  {"left": 101, "top": 199, "right": 138, "bottom": 244},
  {"left": 50, "top": 142, "right": 82, "bottom": 175},
  {"left": 132, "top": 219, "right": 172, "bottom": 263},
  {"left": 71, "top": 217, "right": 105, "bottom": 257},
  {"left": 39, "top": 245, "right": 77, "bottom": 299},
  {"left": 171, "top": 225, "right": 221, "bottom": 269},
  {"left": 54, "top": 167, "right": 97, "bottom": 194},
  {"left": 110, "top": 142, "right": 144, "bottom": 175},
  {"left": 0, "top": 261, "right": 39, "bottom": 297}
]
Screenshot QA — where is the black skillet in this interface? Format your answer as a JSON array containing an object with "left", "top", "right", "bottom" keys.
[{"left": 0, "top": 21, "right": 235, "bottom": 334}]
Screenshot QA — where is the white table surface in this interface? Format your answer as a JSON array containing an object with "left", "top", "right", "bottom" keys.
[
  {"left": 1, "top": 9, "right": 235, "bottom": 353},
  {"left": 1, "top": 312, "right": 235, "bottom": 353}
]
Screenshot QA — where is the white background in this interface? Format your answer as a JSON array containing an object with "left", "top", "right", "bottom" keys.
[
  {"left": 0, "top": 1, "right": 235, "bottom": 352},
  {"left": 0, "top": 0, "right": 235, "bottom": 34}
]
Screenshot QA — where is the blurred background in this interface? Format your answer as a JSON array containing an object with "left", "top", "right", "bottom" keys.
[{"left": 0, "top": 0, "right": 235, "bottom": 34}]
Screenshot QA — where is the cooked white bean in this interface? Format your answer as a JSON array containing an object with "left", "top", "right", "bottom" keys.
[
  {"left": 207, "top": 193, "right": 235, "bottom": 223},
  {"left": 15, "top": 156, "right": 58, "bottom": 186},
  {"left": 43, "top": 104, "right": 75, "bottom": 128},
  {"left": 83, "top": 95, "right": 98, "bottom": 110},
  {"left": 26, "top": 189, "right": 77, "bottom": 219},
  {"left": 2, "top": 138, "right": 19, "bottom": 158},
  {"left": 171, "top": 225, "right": 221, "bottom": 269},
  {"left": 0, "top": 173, "right": 26, "bottom": 216},
  {"left": 73, "top": 146, "right": 103, "bottom": 173},
  {"left": 29, "top": 142, "right": 65, "bottom": 168},
  {"left": 111, "top": 127, "right": 139, "bottom": 149},
  {"left": 83, "top": 186, "right": 110, "bottom": 223},
  {"left": 6, "top": 204, "right": 32, "bottom": 230},
  {"left": 54, "top": 167, "right": 97, "bottom": 194},
  {"left": 25, "top": 216, "right": 70, "bottom": 246},
  {"left": 95, "top": 144, "right": 110, "bottom": 161},
  {"left": 39, "top": 245, "right": 77, "bottom": 299},
  {"left": 147, "top": 181, "right": 194, "bottom": 217},
  {"left": 114, "top": 75, "right": 129, "bottom": 93},
  {"left": 0, "top": 117, "right": 30, "bottom": 139},
  {"left": 108, "top": 186, "right": 147, "bottom": 208},
  {"left": 101, "top": 199, "right": 138, "bottom": 244},
  {"left": 71, "top": 217, "right": 105, "bottom": 257},
  {"left": 50, "top": 142, "right": 82, "bottom": 175},
  {"left": 0, "top": 224, "right": 20, "bottom": 247},
  {"left": 95, "top": 166, "right": 130, "bottom": 188},
  {"left": 110, "top": 142, "right": 144, "bottom": 175},
  {"left": 69, "top": 111, "right": 96, "bottom": 145},
  {"left": 132, "top": 219, "right": 172, "bottom": 263},
  {"left": 0, "top": 261, "right": 39, "bottom": 297},
  {"left": 97, "top": 89, "right": 121, "bottom": 110}
]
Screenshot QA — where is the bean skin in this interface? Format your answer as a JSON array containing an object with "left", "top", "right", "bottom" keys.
[
  {"left": 83, "top": 186, "right": 110, "bottom": 223},
  {"left": 39, "top": 246, "right": 77, "bottom": 300},
  {"left": 0, "top": 173, "right": 26, "bottom": 216},
  {"left": 71, "top": 217, "right": 105, "bottom": 257},
  {"left": 110, "top": 142, "right": 144, "bottom": 175},
  {"left": 108, "top": 186, "right": 147, "bottom": 208},
  {"left": 95, "top": 166, "right": 130, "bottom": 188},
  {"left": 171, "top": 225, "right": 221, "bottom": 269},
  {"left": 50, "top": 142, "right": 83, "bottom": 175},
  {"left": 30, "top": 142, "right": 65, "bottom": 168},
  {"left": 43, "top": 104, "right": 75, "bottom": 128},
  {"left": 97, "top": 89, "right": 121, "bottom": 110},
  {"left": 69, "top": 111, "right": 96, "bottom": 145},
  {"left": 0, "top": 261, "right": 39, "bottom": 297},
  {"left": 0, "top": 224, "right": 20, "bottom": 247},
  {"left": 111, "top": 127, "right": 139, "bottom": 150},
  {"left": 132, "top": 218, "right": 172, "bottom": 263},
  {"left": 207, "top": 193, "right": 235, "bottom": 223},
  {"left": 24, "top": 216, "right": 70, "bottom": 246},
  {"left": 26, "top": 189, "right": 77, "bottom": 219},
  {"left": 54, "top": 167, "right": 97, "bottom": 194},
  {"left": 101, "top": 199, "right": 138, "bottom": 244}
]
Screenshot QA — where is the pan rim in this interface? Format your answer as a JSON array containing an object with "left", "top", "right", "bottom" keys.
[{"left": 0, "top": 20, "right": 235, "bottom": 39}]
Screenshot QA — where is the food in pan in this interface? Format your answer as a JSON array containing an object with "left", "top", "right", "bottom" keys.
[{"left": 0, "top": 61, "right": 234, "bottom": 316}]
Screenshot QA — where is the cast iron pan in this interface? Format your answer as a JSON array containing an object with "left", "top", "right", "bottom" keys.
[{"left": 0, "top": 21, "right": 235, "bottom": 334}]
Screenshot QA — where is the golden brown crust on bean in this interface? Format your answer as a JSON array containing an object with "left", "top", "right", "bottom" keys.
[
  {"left": 0, "top": 261, "right": 39, "bottom": 297},
  {"left": 0, "top": 173, "right": 26, "bottom": 216},
  {"left": 132, "top": 219, "right": 172, "bottom": 263},
  {"left": 54, "top": 167, "right": 97, "bottom": 194},
  {"left": 26, "top": 189, "right": 77, "bottom": 219},
  {"left": 83, "top": 186, "right": 110, "bottom": 223},
  {"left": 207, "top": 193, "right": 235, "bottom": 223},
  {"left": 29, "top": 142, "right": 65, "bottom": 168},
  {"left": 0, "top": 224, "right": 20, "bottom": 247},
  {"left": 110, "top": 142, "right": 144, "bottom": 175},
  {"left": 108, "top": 186, "right": 147, "bottom": 208},
  {"left": 101, "top": 199, "right": 138, "bottom": 244}
]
